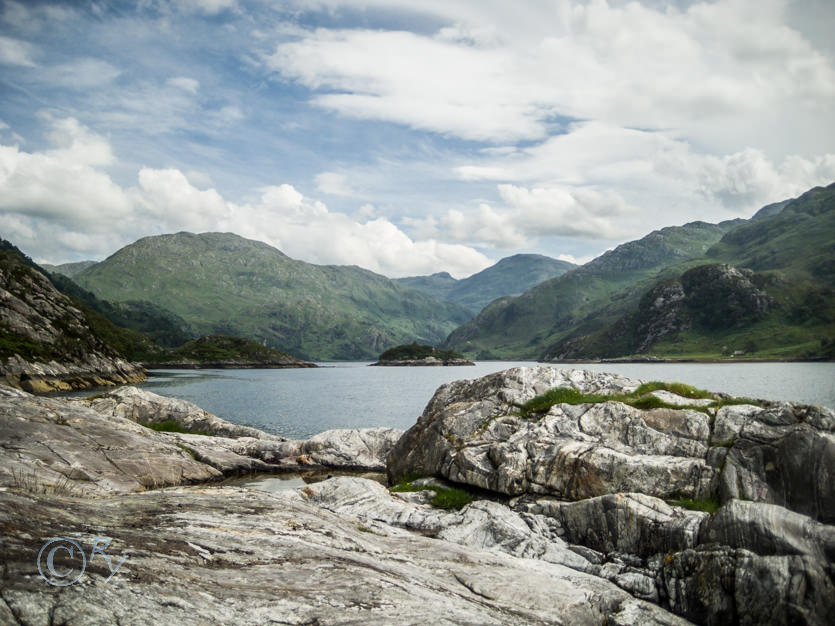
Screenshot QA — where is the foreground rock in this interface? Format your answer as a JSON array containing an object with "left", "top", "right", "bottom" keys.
[
  {"left": 387, "top": 367, "right": 835, "bottom": 523},
  {"left": 0, "top": 386, "right": 401, "bottom": 497},
  {"left": 81, "top": 386, "right": 402, "bottom": 474},
  {"left": 0, "top": 483, "right": 688, "bottom": 625},
  {"left": 2, "top": 368, "right": 833, "bottom": 624},
  {"left": 385, "top": 366, "right": 835, "bottom": 624}
]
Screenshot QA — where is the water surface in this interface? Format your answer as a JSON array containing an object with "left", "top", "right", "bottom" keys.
[{"left": 137, "top": 361, "right": 835, "bottom": 438}]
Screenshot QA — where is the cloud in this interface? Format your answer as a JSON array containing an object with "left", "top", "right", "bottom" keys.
[
  {"left": 265, "top": 0, "right": 835, "bottom": 152},
  {"left": 315, "top": 171, "right": 355, "bottom": 197},
  {"left": 0, "top": 117, "right": 490, "bottom": 277},
  {"left": 167, "top": 76, "right": 200, "bottom": 93},
  {"left": 0, "top": 34, "right": 37, "bottom": 67},
  {"left": 177, "top": 0, "right": 238, "bottom": 16},
  {"left": 46, "top": 58, "right": 121, "bottom": 88},
  {"left": 437, "top": 183, "right": 631, "bottom": 249}
]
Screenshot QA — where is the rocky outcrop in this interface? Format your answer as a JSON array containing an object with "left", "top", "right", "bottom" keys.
[
  {"left": 79, "top": 386, "right": 402, "bottom": 473},
  {"left": 0, "top": 482, "right": 690, "bottom": 626},
  {"left": 1, "top": 353, "right": 145, "bottom": 393},
  {"left": 0, "top": 246, "right": 146, "bottom": 391},
  {"left": 0, "top": 385, "right": 219, "bottom": 495},
  {"left": 388, "top": 367, "right": 718, "bottom": 500},
  {"left": 385, "top": 366, "right": 835, "bottom": 624}
]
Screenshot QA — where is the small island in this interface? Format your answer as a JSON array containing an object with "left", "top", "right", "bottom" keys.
[
  {"left": 142, "top": 335, "right": 317, "bottom": 369},
  {"left": 371, "top": 342, "right": 475, "bottom": 366}
]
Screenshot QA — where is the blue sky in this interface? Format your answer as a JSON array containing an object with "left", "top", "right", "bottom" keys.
[{"left": 1, "top": 0, "right": 833, "bottom": 277}]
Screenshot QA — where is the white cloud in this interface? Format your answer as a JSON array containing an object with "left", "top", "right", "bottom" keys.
[
  {"left": 0, "top": 34, "right": 37, "bottom": 67},
  {"left": 47, "top": 58, "right": 121, "bottom": 88},
  {"left": 167, "top": 76, "right": 200, "bottom": 93},
  {"left": 178, "top": 0, "right": 238, "bottom": 16},
  {"left": 315, "top": 171, "right": 355, "bottom": 197},
  {"left": 266, "top": 0, "right": 835, "bottom": 153},
  {"left": 0, "top": 117, "right": 489, "bottom": 277}
]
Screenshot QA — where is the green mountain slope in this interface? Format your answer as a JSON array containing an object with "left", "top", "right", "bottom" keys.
[
  {"left": 41, "top": 260, "right": 98, "bottom": 278},
  {"left": 543, "top": 183, "right": 835, "bottom": 360},
  {"left": 442, "top": 220, "right": 742, "bottom": 359},
  {"left": 396, "top": 254, "right": 576, "bottom": 314},
  {"left": 395, "top": 272, "right": 459, "bottom": 304},
  {"left": 73, "top": 232, "right": 473, "bottom": 360}
]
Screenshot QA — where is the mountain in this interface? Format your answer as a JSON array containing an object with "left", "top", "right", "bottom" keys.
[
  {"left": 0, "top": 240, "right": 145, "bottom": 391},
  {"left": 73, "top": 232, "right": 473, "bottom": 360},
  {"left": 396, "top": 254, "right": 576, "bottom": 314},
  {"left": 443, "top": 220, "right": 741, "bottom": 359},
  {"left": 544, "top": 183, "right": 835, "bottom": 360},
  {"left": 41, "top": 260, "right": 97, "bottom": 278},
  {"left": 395, "top": 271, "right": 459, "bottom": 303}
]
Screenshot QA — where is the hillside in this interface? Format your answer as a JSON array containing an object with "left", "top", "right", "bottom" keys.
[
  {"left": 73, "top": 232, "right": 473, "bottom": 360},
  {"left": 544, "top": 182, "right": 835, "bottom": 360},
  {"left": 41, "top": 260, "right": 97, "bottom": 277},
  {"left": 443, "top": 220, "right": 741, "bottom": 359},
  {"left": 396, "top": 254, "right": 576, "bottom": 314},
  {"left": 0, "top": 242, "right": 145, "bottom": 391}
]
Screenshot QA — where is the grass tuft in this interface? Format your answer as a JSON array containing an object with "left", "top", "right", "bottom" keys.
[
  {"left": 518, "top": 380, "right": 761, "bottom": 419},
  {"left": 666, "top": 496, "right": 722, "bottom": 515},
  {"left": 389, "top": 477, "right": 474, "bottom": 510}
]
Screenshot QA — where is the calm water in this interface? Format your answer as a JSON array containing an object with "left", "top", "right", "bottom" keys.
[{"left": 135, "top": 361, "right": 835, "bottom": 439}]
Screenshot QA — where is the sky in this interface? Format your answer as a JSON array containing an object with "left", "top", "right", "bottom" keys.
[{"left": 0, "top": 0, "right": 833, "bottom": 278}]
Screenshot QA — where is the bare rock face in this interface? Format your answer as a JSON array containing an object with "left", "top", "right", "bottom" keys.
[
  {"left": 80, "top": 385, "right": 275, "bottom": 440},
  {"left": 388, "top": 367, "right": 716, "bottom": 500},
  {"left": 715, "top": 403, "right": 835, "bottom": 523},
  {"left": 0, "top": 386, "right": 219, "bottom": 496},
  {"left": 0, "top": 251, "right": 146, "bottom": 392},
  {"left": 0, "top": 484, "right": 690, "bottom": 626}
]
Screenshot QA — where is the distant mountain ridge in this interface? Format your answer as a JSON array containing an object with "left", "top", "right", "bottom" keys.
[
  {"left": 73, "top": 232, "right": 473, "bottom": 360},
  {"left": 444, "top": 182, "right": 835, "bottom": 361},
  {"left": 396, "top": 253, "right": 576, "bottom": 314},
  {"left": 443, "top": 219, "right": 741, "bottom": 358}
]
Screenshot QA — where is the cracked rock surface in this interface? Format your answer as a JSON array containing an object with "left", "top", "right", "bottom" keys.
[{"left": 1, "top": 367, "right": 833, "bottom": 625}]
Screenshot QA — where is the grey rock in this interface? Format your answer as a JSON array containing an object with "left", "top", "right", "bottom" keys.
[
  {"left": 717, "top": 403, "right": 835, "bottom": 522},
  {"left": 80, "top": 386, "right": 278, "bottom": 439},
  {"left": 0, "top": 387, "right": 220, "bottom": 496},
  {"left": 702, "top": 499, "right": 835, "bottom": 562},
  {"left": 0, "top": 485, "right": 690, "bottom": 626},
  {"left": 518, "top": 492, "right": 707, "bottom": 558},
  {"left": 388, "top": 366, "right": 716, "bottom": 500},
  {"left": 659, "top": 547, "right": 835, "bottom": 625}
]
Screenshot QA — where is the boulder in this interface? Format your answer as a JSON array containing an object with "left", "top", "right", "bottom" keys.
[{"left": 388, "top": 367, "right": 716, "bottom": 500}]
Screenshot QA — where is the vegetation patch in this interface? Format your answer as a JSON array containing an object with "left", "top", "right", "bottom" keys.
[
  {"left": 390, "top": 477, "right": 474, "bottom": 510},
  {"left": 378, "top": 342, "right": 467, "bottom": 362},
  {"left": 518, "top": 381, "right": 761, "bottom": 419},
  {"left": 666, "top": 496, "right": 722, "bottom": 515}
]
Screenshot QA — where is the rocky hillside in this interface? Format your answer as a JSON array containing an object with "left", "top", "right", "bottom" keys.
[
  {"left": 73, "top": 232, "right": 473, "bottom": 361},
  {"left": 0, "top": 244, "right": 145, "bottom": 391},
  {"left": 397, "top": 253, "right": 576, "bottom": 314},
  {"left": 544, "top": 183, "right": 835, "bottom": 360},
  {"left": 444, "top": 182, "right": 835, "bottom": 360},
  {"left": 444, "top": 220, "right": 740, "bottom": 358}
]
